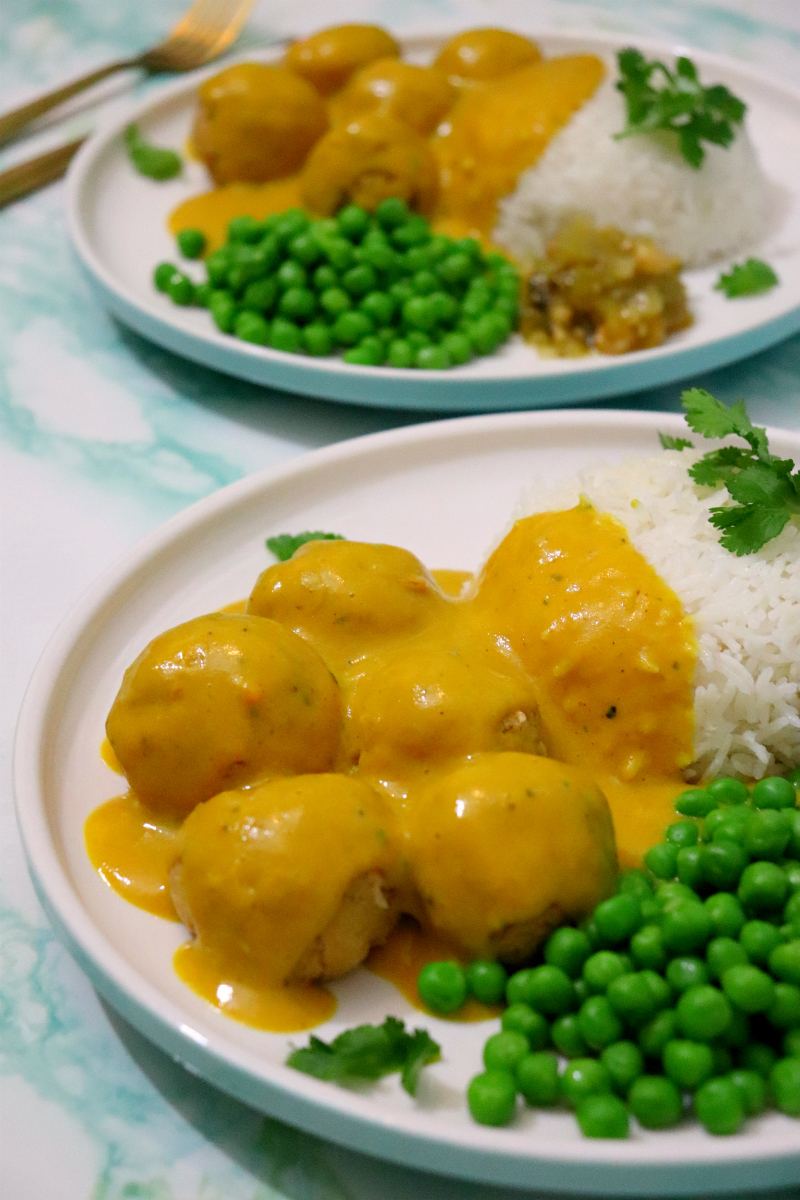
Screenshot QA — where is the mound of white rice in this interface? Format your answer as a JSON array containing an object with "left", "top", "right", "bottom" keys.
[
  {"left": 494, "top": 78, "right": 777, "bottom": 269},
  {"left": 514, "top": 450, "right": 800, "bottom": 782}
]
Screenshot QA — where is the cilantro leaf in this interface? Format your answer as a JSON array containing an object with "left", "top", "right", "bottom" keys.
[
  {"left": 678, "top": 388, "right": 799, "bottom": 553},
  {"left": 286, "top": 1017, "right": 440, "bottom": 1097},
  {"left": 715, "top": 258, "right": 779, "bottom": 298},
  {"left": 267, "top": 531, "right": 345, "bottom": 561},
  {"left": 615, "top": 49, "right": 746, "bottom": 167},
  {"left": 124, "top": 124, "right": 182, "bottom": 181},
  {"left": 658, "top": 433, "right": 694, "bottom": 451}
]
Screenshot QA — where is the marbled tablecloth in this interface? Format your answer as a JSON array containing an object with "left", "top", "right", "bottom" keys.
[{"left": 2, "top": 2, "right": 799, "bottom": 1196}]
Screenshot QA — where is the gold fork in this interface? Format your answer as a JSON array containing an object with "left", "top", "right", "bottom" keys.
[{"left": 0, "top": 0, "right": 258, "bottom": 147}]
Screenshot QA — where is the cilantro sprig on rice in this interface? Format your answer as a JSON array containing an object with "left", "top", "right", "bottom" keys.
[
  {"left": 665, "top": 389, "right": 800, "bottom": 556},
  {"left": 615, "top": 49, "right": 746, "bottom": 168}
]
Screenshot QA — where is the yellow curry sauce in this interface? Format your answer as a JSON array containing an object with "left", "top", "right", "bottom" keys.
[
  {"left": 85, "top": 505, "right": 696, "bottom": 1032},
  {"left": 169, "top": 28, "right": 606, "bottom": 250}
]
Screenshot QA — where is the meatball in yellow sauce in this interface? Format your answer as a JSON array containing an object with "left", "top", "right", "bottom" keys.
[
  {"left": 285, "top": 24, "right": 400, "bottom": 96},
  {"left": 329, "top": 58, "right": 456, "bottom": 136},
  {"left": 433, "top": 27, "right": 542, "bottom": 88}
]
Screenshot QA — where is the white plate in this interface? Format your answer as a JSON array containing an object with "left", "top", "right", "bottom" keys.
[
  {"left": 67, "top": 31, "right": 800, "bottom": 413},
  {"left": 14, "top": 409, "right": 800, "bottom": 1195}
]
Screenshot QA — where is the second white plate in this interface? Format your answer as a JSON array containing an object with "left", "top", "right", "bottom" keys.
[
  {"left": 14, "top": 409, "right": 800, "bottom": 1195},
  {"left": 67, "top": 29, "right": 800, "bottom": 412}
]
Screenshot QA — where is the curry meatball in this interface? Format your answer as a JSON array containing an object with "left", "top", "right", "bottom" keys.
[
  {"left": 106, "top": 612, "right": 341, "bottom": 816},
  {"left": 300, "top": 113, "right": 439, "bottom": 216},
  {"left": 192, "top": 62, "right": 328, "bottom": 185},
  {"left": 330, "top": 58, "right": 456, "bottom": 136},
  {"left": 406, "top": 753, "right": 617, "bottom": 962},
  {"left": 433, "top": 28, "right": 541, "bottom": 88},
  {"left": 248, "top": 539, "right": 449, "bottom": 671},
  {"left": 342, "top": 627, "right": 546, "bottom": 782},
  {"left": 285, "top": 24, "right": 400, "bottom": 96},
  {"left": 172, "top": 774, "right": 401, "bottom": 986}
]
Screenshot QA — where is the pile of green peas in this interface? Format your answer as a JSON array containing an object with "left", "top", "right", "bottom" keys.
[
  {"left": 417, "top": 770, "right": 800, "bottom": 1139},
  {"left": 153, "top": 197, "right": 519, "bottom": 369}
]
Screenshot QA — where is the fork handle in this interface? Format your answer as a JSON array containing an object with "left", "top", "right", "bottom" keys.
[
  {"left": 0, "top": 137, "right": 87, "bottom": 208},
  {"left": 0, "top": 58, "right": 140, "bottom": 146}
]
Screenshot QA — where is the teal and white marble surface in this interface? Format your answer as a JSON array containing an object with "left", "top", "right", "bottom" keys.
[{"left": 2, "top": 3, "right": 799, "bottom": 1197}]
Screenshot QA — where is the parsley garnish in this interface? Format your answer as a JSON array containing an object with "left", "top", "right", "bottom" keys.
[
  {"left": 124, "top": 124, "right": 182, "bottom": 181},
  {"left": 658, "top": 433, "right": 694, "bottom": 451},
  {"left": 615, "top": 48, "right": 746, "bottom": 168},
  {"left": 266, "top": 531, "right": 345, "bottom": 561},
  {"left": 714, "top": 258, "right": 779, "bottom": 298},
  {"left": 286, "top": 1017, "right": 440, "bottom": 1097},
  {"left": 680, "top": 388, "right": 799, "bottom": 555}
]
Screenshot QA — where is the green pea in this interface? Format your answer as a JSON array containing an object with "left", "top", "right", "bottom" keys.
[
  {"left": 391, "top": 216, "right": 431, "bottom": 248},
  {"left": 661, "top": 902, "right": 712, "bottom": 955},
  {"left": 560, "top": 1058, "right": 612, "bottom": 1108},
  {"left": 279, "top": 286, "right": 316, "bottom": 322},
  {"left": 786, "top": 810, "right": 800, "bottom": 859},
  {"left": 466, "top": 313, "right": 502, "bottom": 355},
  {"left": 227, "top": 214, "right": 263, "bottom": 243},
  {"left": 594, "top": 894, "right": 642, "bottom": 945},
  {"left": 618, "top": 870, "right": 653, "bottom": 899},
  {"left": 388, "top": 280, "right": 414, "bottom": 306},
  {"left": 516, "top": 1051, "right": 559, "bottom": 1106},
  {"left": 523, "top": 965, "right": 576, "bottom": 1015},
  {"left": 787, "top": 891, "right": 800, "bottom": 924},
  {"left": 437, "top": 252, "right": 475, "bottom": 286},
  {"left": 721, "top": 964, "right": 776, "bottom": 1013},
  {"left": 322, "top": 237, "right": 355, "bottom": 272},
  {"left": 336, "top": 204, "right": 370, "bottom": 240},
  {"left": 440, "top": 331, "right": 472, "bottom": 365},
  {"left": 701, "top": 839, "right": 749, "bottom": 889},
  {"left": 192, "top": 281, "right": 213, "bottom": 308},
  {"left": 415, "top": 345, "right": 451, "bottom": 370},
  {"left": 640, "top": 970, "right": 673, "bottom": 1013},
  {"left": 663, "top": 1038, "right": 714, "bottom": 1090},
  {"left": 288, "top": 232, "right": 322, "bottom": 267},
  {"left": 582, "top": 951, "right": 628, "bottom": 994},
  {"left": 269, "top": 317, "right": 301, "bottom": 353},
  {"left": 578, "top": 996, "right": 623, "bottom": 1050},
  {"left": 728, "top": 1068, "right": 766, "bottom": 1116},
  {"left": 406, "top": 330, "right": 432, "bottom": 352},
  {"left": 784, "top": 860, "right": 800, "bottom": 892},
  {"left": 501, "top": 1003, "right": 550, "bottom": 1050},
  {"left": 667, "top": 821, "right": 699, "bottom": 847},
  {"left": 483, "top": 1030, "right": 530, "bottom": 1073},
  {"left": 358, "top": 290, "right": 395, "bottom": 326},
  {"left": 576, "top": 1093, "right": 629, "bottom": 1139},
  {"left": 783, "top": 1028, "right": 800, "bottom": 1058},
  {"left": 600, "top": 1040, "right": 644, "bottom": 1094},
  {"left": 360, "top": 239, "right": 397, "bottom": 271},
  {"left": 638, "top": 1009, "right": 678, "bottom": 1059},
  {"left": 272, "top": 208, "right": 309, "bottom": 243},
  {"left": 467, "top": 1070, "right": 517, "bottom": 1125},
  {"left": 411, "top": 269, "right": 438, "bottom": 296},
  {"left": 343, "top": 336, "right": 385, "bottom": 366},
  {"left": 639, "top": 897, "right": 662, "bottom": 923},
  {"left": 241, "top": 277, "right": 279, "bottom": 313},
  {"left": 768, "top": 982, "right": 800, "bottom": 1027},
  {"left": 233, "top": 310, "right": 269, "bottom": 344},
  {"left": 739, "top": 919, "right": 783, "bottom": 965},
  {"left": 466, "top": 960, "right": 507, "bottom": 1005},
  {"left": 630, "top": 924, "right": 667, "bottom": 971},
  {"left": 342, "top": 263, "right": 377, "bottom": 297},
  {"left": 666, "top": 956, "right": 709, "bottom": 993},
  {"left": 484, "top": 309, "right": 512, "bottom": 342},
  {"left": 572, "top": 977, "right": 589, "bottom": 1005},
  {"left": 154, "top": 261, "right": 179, "bottom": 291},
  {"left": 752, "top": 776, "right": 797, "bottom": 809},
  {"left": 705, "top": 892, "right": 746, "bottom": 938},
  {"left": 461, "top": 291, "right": 491, "bottom": 319},
  {"left": 403, "top": 295, "right": 438, "bottom": 331},
  {"left": 738, "top": 861, "right": 789, "bottom": 912},
  {"left": 387, "top": 338, "right": 413, "bottom": 368},
  {"left": 309, "top": 217, "right": 339, "bottom": 244},
  {"left": 551, "top": 1014, "right": 588, "bottom": 1058},
  {"left": 706, "top": 936, "right": 749, "bottom": 980},
  {"left": 209, "top": 290, "right": 237, "bottom": 332},
  {"left": 675, "top": 789, "right": 717, "bottom": 817},
  {"left": 166, "top": 272, "right": 194, "bottom": 305},
  {"left": 605, "top": 973, "right": 657, "bottom": 1027},
  {"left": 417, "top": 961, "right": 468, "bottom": 1014},
  {"left": 739, "top": 1041, "right": 778, "bottom": 1078},
  {"left": 544, "top": 927, "right": 593, "bottom": 979},
  {"left": 312, "top": 264, "right": 338, "bottom": 292},
  {"left": 706, "top": 777, "right": 749, "bottom": 805},
  {"left": 376, "top": 197, "right": 410, "bottom": 229},
  {"left": 428, "top": 290, "right": 459, "bottom": 323},
  {"left": 676, "top": 985, "right": 732, "bottom": 1041},
  {"left": 703, "top": 805, "right": 750, "bottom": 843},
  {"left": 276, "top": 259, "right": 307, "bottom": 291},
  {"left": 333, "top": 310, "right": 374, "bottom": 346},
  {"left": 204, "top": 247, "right": 233, "bottom": 287},
  {"left": 302, "top": 322, "right": 333, "bottom": 357},
  {"left": 769, "top": 940, "right": 800, "bottom": 986},
  {"left": 718, "top": 1005, "right": 750, "bottom": 1049},
  {"left": 319, "top": 287, "right": 352, "bottom": 320},
  {"left": 744, "top": 808, "right": 792, "bottom": 861},
  {"left": 676, "top": 845, "right": 704, "bottom": 889},
  {"left": 694, "top": 1076, "right": 744, "bottom": 1134},
  {"left": 628, "top": 1075, "right": 683, "bottom": 1129},
  {"left": 656, "top": 882, "right": 699, "bottom": 910},
  {"left": 644, "top": 842, "right": 679, "bottom": 880}
]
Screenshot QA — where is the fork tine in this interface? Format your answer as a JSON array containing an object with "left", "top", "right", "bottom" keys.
[{"left": 167, "top": 0, "right": 257, "bottom": 59}]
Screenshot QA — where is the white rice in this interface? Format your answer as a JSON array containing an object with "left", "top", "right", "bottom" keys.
[
  {"left": 514, "top": 450, "right": 800, "bottom": 782},
  {"left": 494, "top": 78, "right": 777, "bottom": 269}
]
